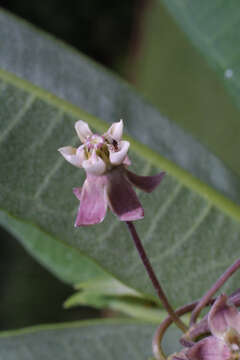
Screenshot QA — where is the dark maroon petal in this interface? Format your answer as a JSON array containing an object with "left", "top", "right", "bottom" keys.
[
  {"left": 74, "top": 175, "right": 108, "bottom": 226},
  {"left": 106, "top": 167, "right": 144, "bottom": 221},
  {"left": 125, "top": 169, "right": 165, "bottom": 193},
  {"left": 209, "top": 294, "right": 240, "bottom": 337},
  {"left": 186, "top": 336, "right": 231, "bottom": 360}
]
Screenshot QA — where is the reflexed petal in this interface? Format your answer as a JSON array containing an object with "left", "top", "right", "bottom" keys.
[
  {"left": 109, "top": 140, "right": 130, "bottom": 165},
  {"left": 106, "top": 119, "right": 123, "bottom": 141},
  {"left": 82, "top": 151, "right": 106, "bottom": 175},
  {"left": 75, "top": 175, "right": 108, "bottom": 226},
  {"left": 106, "top": 167, "right": 144, "bottom": 221},
  {"left": 73, "top": 187, "right": 82, "bottom": 200},
  {"left": 75, "top": 120, "right": 93, "bottom": 143},
  {"left": 123, "top": 155, "right": 131, "bottom": 166},
  {"left": 58, "top": 146, "right": 83, "bottom": 168},
  {"left": 186, "top": 336, "right": 231, "bottom": 360},
  {"left": 126, "top": 169, "right": 165, "bottom": 193},
  {"left": 209, "top": 294, "right": 240, "bottom": 337}
]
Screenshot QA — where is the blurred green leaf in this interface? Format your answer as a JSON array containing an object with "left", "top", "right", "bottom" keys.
[
  {"left": 65, "top": 291, "right": 168, "bottom": 324},
  {"left": 0, "top": 210, "right": 108, "bottom": 285},
  {"left": 65, "top": 278, "right": 169, "bottom": 323},
  {"left": 160, "top": 0, "right": 240, "bottom": 109},
  {"left": 1, "top": 9, "right": 240, "bottom": 309},
  {"left": 0, "top": 320, "right": 166, "bottom": 360},
  {"left": 1, "top": 212, "right": 166, "bottom": 323},
  {"left": 74, "top": 278, "right": 141, "bottom": 296},
  {"left": 128, "top": 0, "right": 240, "bottom": 177}
]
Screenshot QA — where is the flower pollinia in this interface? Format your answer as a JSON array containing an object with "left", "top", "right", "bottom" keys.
[{"left": 58, "top": 120, "right": 165, "bottom": 226}]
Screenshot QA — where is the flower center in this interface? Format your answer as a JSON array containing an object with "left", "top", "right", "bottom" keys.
[
  {"left": 84, "top": 134, "right": 111, "bottom": 163},
  {"left": 225, "top": 329, "right": 240, "bottom": 359},
  {"left": 231, "top": 353, "right": 240, "bottom": 359},
  {"left": 85, "top": 134, "right": 104, "bottom": 150}
]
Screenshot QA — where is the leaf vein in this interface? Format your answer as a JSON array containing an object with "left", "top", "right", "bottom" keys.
[
  {"left": 33, "top": 135, "right": 78, "bottom": 199},
  {"left": 144, "top": 182, "right": 182, "bottom": 243},
  {"left": 0, "top": 93, "right": 35, "bottom": 144},
  {"left": 159, "top": 203, "right": 212, "bottom": 261},
  {"left": 26, "top": 110, "right": 63, "bottom": 154}
]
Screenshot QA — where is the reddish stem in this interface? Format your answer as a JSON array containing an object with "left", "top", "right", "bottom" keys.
[
  {"left": 126, "top": 221, "right": 187, "bottom": 333},
  {"left": 190, "top": 258, "right": 240, "bottom": 326},
  {"left": 153, "top": 301, "right": 197, "bottom": 360}
]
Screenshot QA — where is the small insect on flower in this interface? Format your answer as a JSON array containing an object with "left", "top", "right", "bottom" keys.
[{"left": 58, "top": 120, "right": 165, "bottom": 226}]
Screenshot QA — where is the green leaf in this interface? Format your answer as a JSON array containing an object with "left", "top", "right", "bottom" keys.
[
  {"left": 128, "top": 1, "right": 240, "bottom": 177},
  {"left": 1, "top": 9, "right": 240, "bottom": 308},
  {"left": 65, "top": 291, "right": 167, "bottom": 324},
  {"left": 0, "top": 210, "right": 108, "bottom": 285},
  {"left": 65, "top": 278, "right": 169, "bottom": 324},
  {"left": 0, "top": 320, "right": 179, "bottom": 360},
  {"left": 74, "top": 278, "right": 142, "bottom": 297},
  {"left": 0, "top": 211, "right": 165, "bottom": 323},
  {"left": 160, "top": 0, "right": 240, "bottom": 111}
]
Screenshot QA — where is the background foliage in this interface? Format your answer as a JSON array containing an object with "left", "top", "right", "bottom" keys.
[
  {"left": 1, "top": 0, "right": 240, "bottom": 358},
  {"left": 0, "top": 0, "right": 140, "bottom": 330}
]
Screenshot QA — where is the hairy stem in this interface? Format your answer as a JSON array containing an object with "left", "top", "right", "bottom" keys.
[
  {"left": 126, "top": 221, "right": 187, "bottom": 333},
  {"left": 190, "top": 258, "right": 240, "bottom": 326}
]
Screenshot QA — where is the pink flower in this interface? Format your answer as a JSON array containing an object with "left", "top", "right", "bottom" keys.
[
  {"left": 186, "top": 294, "right": 240, "bottom": 360},
  {"left": 58, "top": 120, "right": 165, "bottom": 226}
]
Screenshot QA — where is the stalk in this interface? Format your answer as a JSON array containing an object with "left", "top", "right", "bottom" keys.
[
  {"left": 126, "top": 221, "right": 187, "bottom": 333},
  {"left": 190, "top": 257, "right": 240, "bottom": 325}
]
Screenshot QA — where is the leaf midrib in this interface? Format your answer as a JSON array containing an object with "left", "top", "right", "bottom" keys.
[{"left": 1, "top": 67, "right": 240, "bottom": 223}]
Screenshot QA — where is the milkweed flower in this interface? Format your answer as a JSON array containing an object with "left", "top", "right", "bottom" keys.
[
  {"left": 174, "top": 294, "right": 240, "bottom": 360},
  {"left": 58, "top": 120, "right": 165, "bottom": 226},
  {"left": 187, "top": 294, "right": 240, "bottom": 360}
]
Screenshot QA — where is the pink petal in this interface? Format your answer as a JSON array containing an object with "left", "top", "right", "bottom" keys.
[
  {"left": 73, "top": 187, "right": 82, "bottom": 200},
  {"left": 187, "top": 316, "right": 209, "bottom": 341},
  {"left": 75, "top": 120, "right": 93, "bottom": 143},
  {"left": 106, "top": 119, "right": 123, "bottom": 141},
  {"left": 123, "top": 155, "right": 131, "bottom": 166},
  {"left": 125, "top": 169, "right": 165, "bottom": 193},
  {"left": 58, "top": 146, "right": 85, "bottom": 168},
  {"left": 209, "top": 294, "right": 240, "bottom": 338},
  {"left": 109, "top": 140, "right": 130, "bottom": 165},
  {"left": 186, "top": 336, "right": 231, "bottom": 360},
  {"left": 172, "top": 349, "right": 188, "bottom": 360},
  {"left": 74, "top": 175, "right": 108, "bottom": 226},
  {"left": 106, "top": 167, "right": 144, "bottom": 221}
]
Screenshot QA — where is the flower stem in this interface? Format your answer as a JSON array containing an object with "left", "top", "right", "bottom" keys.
[
  {"left": 125, "top": 221, "right": 187, "bottom": 333},
  {"left": 153, "top": 301, "right": 197, "bottom": 360},
  {"left": 153, "top": 287, "right": 240, "bottom": 359},
  {"left": 190, "top": 257, "right": 240, "bottom": 326}
]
